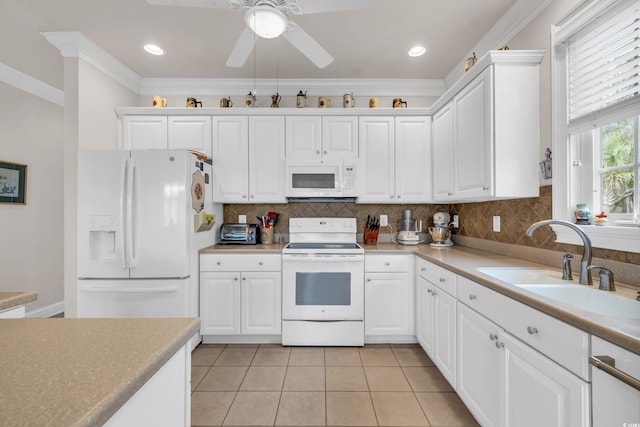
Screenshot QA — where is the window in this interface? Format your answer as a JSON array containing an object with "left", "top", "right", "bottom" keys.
[{"left": 552, "top": 0, "right": 640, "bottom": 253}]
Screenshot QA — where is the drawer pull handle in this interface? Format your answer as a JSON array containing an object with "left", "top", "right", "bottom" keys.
[
  {"left": 469, "top": 294, "right": 477, "bottom": 300},
  {"left": 216, "top": 261, "right": 221, "bottom": 265},
  {"left": 495, "top": 341, "right": 504, "bottom": 349},
  {"left": 439, "top": 278, "right": 446, "bottom": 283},
  {"left": 489, "top": 333, "right": 498, "bottom": 341},
  {"left": 258, "top": 262, "right": 263, "bottom": 266},
  {"left": 589, "top": 355, "right": 640, "bottom": 392},
  {"left": 527, "top": 326, "right": 538, "bottom": 335},
  {"left": 421, "top": 267, "right": 426, "bottom": 272}
]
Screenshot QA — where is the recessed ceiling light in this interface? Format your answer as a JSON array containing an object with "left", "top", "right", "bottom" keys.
[
  {"left": 144, "top": 44, "right": 164, "bottom": 55},
  {"left": 408, "top": 45, "right": 426, "bottom": 57}
]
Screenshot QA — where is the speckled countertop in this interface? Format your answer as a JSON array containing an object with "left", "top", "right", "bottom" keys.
[
  {"left": 0, "top": 317, "right": 199, "bottom": 427},
  {"left": 201, "top": 242, "right": 640, "bottom": 355},
  {"left": 0, "top": 291, "right": 37, "bottom": 311}
]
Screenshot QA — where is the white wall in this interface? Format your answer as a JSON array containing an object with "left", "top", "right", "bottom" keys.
[
  {"left": 0, "top": 82, "right": 64, "bottom": 315},
  {"left": 506, "top": 0, "right": 582, "bottom": 186}
]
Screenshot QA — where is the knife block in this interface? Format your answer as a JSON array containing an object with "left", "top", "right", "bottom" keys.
[{"left": 363, "top": 228, "right": 379, "bottom": 245}]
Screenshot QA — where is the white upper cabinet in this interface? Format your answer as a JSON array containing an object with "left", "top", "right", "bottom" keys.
[
  {"left": 432, "top": 104, "right": 454, "bottom": 199},
  {"left": 358, "top": 116, "right": 431, "bottom": 203},
  {"left": 167, "top": 116, "right": 212, "bottom": 156},
  {"left": 121, "top": 115, "right": 212, "bottom": 157},
  {"left": 394, "top": 116, "right": 431, "bottom": 203},
  {"left": 286, "top": 116, "right": 358, "bottom": 162},
  {"left": 212, "top": 116, "right": 285, "bottom": 203},
  {"left": 121, "top": 116, "right": 168, "bottom": 150},
  {"left": 211, "top": 116, "right": 249, "bottom": 203},
  {"left": 358, "top": 116, "right": 395, "bottom": 203},
  {"left": 248, "top": 116, "right": 286, "bottom": 203},
  {"left": 322, "top": 116, "right": 358, "bottom": 160},
  {"left": 431, "top": 51, "right": 543, "bottom": 202}
]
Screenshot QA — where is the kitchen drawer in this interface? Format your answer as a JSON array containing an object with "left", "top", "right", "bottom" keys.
[
  {"left": 365, "top": 254, "right": 413, "bottom": 273},
  {"left": 457, "top": 275, "right": 590, "bottom": 380},
  {"left": 416, "top": 257, "right": 457, "bottom": 297},
  {"left": 200, "top": 253, "right": 281, "bottom": 272}
]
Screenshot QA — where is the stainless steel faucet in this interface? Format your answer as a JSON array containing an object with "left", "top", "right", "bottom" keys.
[{"left": 526, "top": 220, "right": 593, "bottom": 286}]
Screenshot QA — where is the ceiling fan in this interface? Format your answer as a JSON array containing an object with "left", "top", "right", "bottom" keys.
[{"left": 145, "top": 0, "right": 375, "bottom": 69}]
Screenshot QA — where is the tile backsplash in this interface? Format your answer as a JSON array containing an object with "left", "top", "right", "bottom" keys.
[{"left": 223, "top": 186, "right": 640, "bottom": 265}]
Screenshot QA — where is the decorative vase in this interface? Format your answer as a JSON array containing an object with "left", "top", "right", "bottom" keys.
[{"left": 574, "top": 204, "right": 591, "bottom": 225}]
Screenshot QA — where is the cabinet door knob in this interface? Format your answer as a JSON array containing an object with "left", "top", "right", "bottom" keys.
[
  {"left": 385, "top": 261, "right": 390, "bottom": 266},
  {"left": 439, "top": 277, "right": 446, "bottom": 283},
  {"left": 316, "top": 150, "right": 321, "bottom": 155},
  {"left": 234, "top": 277, "right": 238, "bottom": 281},
  {"left": 448, "top": 192, "right": 453, "bottom": 196},
  {"left": 527, "top": 326, "right": 539, "bottom": 335},
  {"left": 397, "top": 195, "right": 401, "bottom": 199},
  {"left": 489, "top": 333, "right": 498, "bottom": 341},
  {"left": 242, "top": 195, "right": 247, "bottom": 199},
  {"left": 258, "top": 261, "right": 263, "bottom": 266},
  {"left": 250, "top": 195, "right": 254, "bottom": 199},
  {"left": 421, "top": 267, "right": 426, "bottom": 272},
  {"left": 216, "top": 261, "right": 221, "bottom": 265},
  {"left": 427, "top": 289, "right": 432, "bottom": 294},
  {"left": 431, "top": 290, "right": 437, "bottom": 296},
  {"left": 323, "top": 150, "right": 327, "bottom": 155},
  {"left": 242, "top": 277, "right": 246, "bottom": 281},
  {"left": 495, "top": 341, "right": 504, "bottom": 349},
  {"left": 367, "top": 278, "right": 371, "bottom": 282},
  {"left": 483, "top": 186, "right": 489, "bottom": 191},
  {"left": 469, "top": 294, "right": 477, "bottom": 300},
  {"left": 390, "top": 195, "right": 394, "bottom": 199}
]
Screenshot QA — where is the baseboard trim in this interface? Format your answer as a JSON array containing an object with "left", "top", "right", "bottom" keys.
[{"left": 27, "top": 301, "right": 64, "bottom": 318}]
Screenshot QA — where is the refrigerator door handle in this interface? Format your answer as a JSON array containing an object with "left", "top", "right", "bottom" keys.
[
  {"left": 119, "top": 158, "right": 128, "bottom": 270},
  {"left": 80, "top": 284, "right": 179, "bottom": 293},
  {"left": 125, "top": 158, "right": 136, "bottom": 269}
]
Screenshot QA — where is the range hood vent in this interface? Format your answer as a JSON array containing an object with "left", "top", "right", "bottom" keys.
[{"left": 287, "top": 197, "right": 357, "bottom": 203}]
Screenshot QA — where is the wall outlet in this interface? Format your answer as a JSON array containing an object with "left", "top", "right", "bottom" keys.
[
  {"left": 493, "top": 215, "right": 501, "bottom": 232},
  {"left": 452, "top": 214, "right": 459, "bottom": 228},
  {"left": 239, "top": 214, "right": 247, "bottom": 224},
  {"left": 380, "top": 215, "right": 388, "bottom": 227}
]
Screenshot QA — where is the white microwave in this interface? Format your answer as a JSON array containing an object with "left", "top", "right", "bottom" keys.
[{"left": 285, "top": 159, "right": 357, "bottom": 198}]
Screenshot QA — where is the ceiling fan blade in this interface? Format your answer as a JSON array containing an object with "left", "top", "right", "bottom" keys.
[
  {"left": 145, "top": 0, "right": 230, "bottom": 8},
  {"left": 226, "top": 28, "right": 256, "bottom": 67},
  {"left": 295, "top": 0, "right": 374, "bottom": 14},
  {"left": 283, "top": 22, "right": 333, "bottom": 68}
]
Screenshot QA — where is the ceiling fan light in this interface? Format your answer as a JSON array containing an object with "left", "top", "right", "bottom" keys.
[{"left": 245, "top": 6, "right": 287, "bottom": 39}]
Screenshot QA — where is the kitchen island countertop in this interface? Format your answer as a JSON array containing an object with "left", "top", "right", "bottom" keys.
[
  {"left": 0, "top": 317, "right": 199, "bottom": 427},
  {"left": 0, "top": 291, "right": 37, "bottom": 311}
]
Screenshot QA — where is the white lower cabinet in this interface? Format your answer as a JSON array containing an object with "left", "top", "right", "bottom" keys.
[
  {"left": 200, "top": 254, "right": 281, "bottom": 339},
  {"left": 0, "top": 305, "right": 26, "bottom": 318},
  {"left": 456, "top": 276, "right": 590, "bottom": 427},
  {"left": 500, "top": 330, "right": 589, "bottom": 427},
  {"left": 364, "top": 254, "right": 415, "bottom": 341},
  {"left": 416, "top": 258, "right": 458, "bottom": 388},
  {"left": 591, "top": 336, "right": 640, "bottom": 426},
  {"left": 457, "top": 302, "right": 502, "bottom": 427}
]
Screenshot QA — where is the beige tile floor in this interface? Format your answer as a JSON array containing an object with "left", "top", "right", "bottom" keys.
[{"left": 191, "top": 343, "right": 480, "bottom": 427}]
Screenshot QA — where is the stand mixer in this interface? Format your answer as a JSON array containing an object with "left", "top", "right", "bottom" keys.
[
  {"left": 428, "top": 212, "right": 453, "bottom": 247},
  {"left": 396, "top": 210, "right": 425, "bottom": 245}
]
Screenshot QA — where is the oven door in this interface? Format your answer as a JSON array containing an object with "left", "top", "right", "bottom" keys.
[{"left": 282, "top": 254, "right": 364, "bottom": 321}]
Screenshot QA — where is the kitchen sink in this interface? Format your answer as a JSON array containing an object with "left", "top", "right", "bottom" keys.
[
  {"left": 516, "top": 284, "right": 640, "bottom": 319},
  {"left": 477, "top": 267, "right": 568, "bottom": 284}
]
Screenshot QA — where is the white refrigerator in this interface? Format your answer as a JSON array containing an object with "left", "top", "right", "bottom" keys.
[{"left": 77, "top": 150, "right": 221, "bottom": 343}]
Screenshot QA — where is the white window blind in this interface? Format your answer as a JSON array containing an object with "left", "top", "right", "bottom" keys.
[{"left": 567, "top": 0, "right": 640, "bottom": 127}]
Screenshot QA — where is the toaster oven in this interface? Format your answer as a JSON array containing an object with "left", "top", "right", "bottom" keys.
[{"left": 219, "top": 223, "right": 260, "bottom": 245}]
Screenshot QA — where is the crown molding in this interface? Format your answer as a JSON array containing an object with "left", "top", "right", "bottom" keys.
[
  {"left": 0, "top": 62, "right": 64, "bottom": 106},
  {"left": 444, "top": 0, "right": 555, "bottom": 88},
  {"left": 139, "top": 78, "right": 446, "bottom": 97},
  {"left": 41, "top": 31, "right": 142, "bottom": 93}
]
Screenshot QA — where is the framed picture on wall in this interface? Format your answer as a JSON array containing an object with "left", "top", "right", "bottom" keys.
[{"left": 0, "top": 161, "right": 27, "bottom": 205}]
